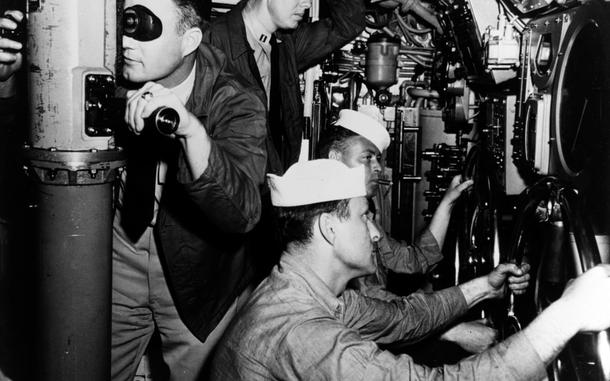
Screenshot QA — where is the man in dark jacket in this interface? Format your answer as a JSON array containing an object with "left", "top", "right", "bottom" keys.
[
  {"left": 203, "top": 0, "right": 366, "bottom": 281},
  {"left": 112, "top": 0, "right": 266, "bottom": 379},
  {"left": 204, "top": 0, "right": 365, "bottom": 174}
]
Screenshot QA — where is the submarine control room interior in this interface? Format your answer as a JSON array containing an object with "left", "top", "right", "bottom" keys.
[{"left": 1, "top": 0, "right": 610, "bottom": 379}]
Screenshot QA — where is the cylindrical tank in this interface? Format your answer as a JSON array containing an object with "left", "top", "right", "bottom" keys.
[{"left": 366, "top": 33, "right": 400, "bottom": 90}]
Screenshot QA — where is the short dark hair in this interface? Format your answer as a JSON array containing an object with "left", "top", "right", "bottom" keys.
[
  {"left": 316, "top": 124, "right": 359, "bottom": 159},
  {"left": 274, "top": 199, "right": 351, "bottom": 251},
  {"left": 172, "top": 0, "right": 202, "bottom": 33}
]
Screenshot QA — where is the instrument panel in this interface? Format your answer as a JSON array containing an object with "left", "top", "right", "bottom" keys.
[{"left": 506, "top": 0, "right": 554, "bottom": 15}]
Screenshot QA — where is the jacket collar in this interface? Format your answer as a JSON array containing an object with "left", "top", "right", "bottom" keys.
[{"left": 225, "top": 1, "right": 252, "bottom": 61}]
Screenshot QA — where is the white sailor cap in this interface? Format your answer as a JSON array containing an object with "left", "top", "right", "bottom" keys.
[
  {"left": 267, "top": 159, "right": 366, "bottom": 207},
  {"left": 333, "top": 109, "right": 390, "bottom": 152}
]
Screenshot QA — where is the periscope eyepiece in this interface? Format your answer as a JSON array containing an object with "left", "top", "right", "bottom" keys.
[{"left": 122, "top": 5, "right": 163, "bottom": 42}]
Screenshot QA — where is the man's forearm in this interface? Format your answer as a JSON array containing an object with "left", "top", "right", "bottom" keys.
[
  {"left": 427, "top": 200, "right": 451, "bottom": 249},
  {"left": 522, "top": 300, "right": 580, "bottom": 364},
  {"left": 294, "top": 0, "right": 365, "bottom": 71}
]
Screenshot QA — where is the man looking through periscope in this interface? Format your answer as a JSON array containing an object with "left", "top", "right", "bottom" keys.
[
  {"left": 114, "top": 0, "right": 266, "bottom": 380},
  {"left": 317, "top": 109, "right": 498, "bottom": 353},
  {"left": 0, "top": 3, "right": 263, "bottom": 379},
  {"left": 211, "top": 158, "right": 610, "bottom": 380}
]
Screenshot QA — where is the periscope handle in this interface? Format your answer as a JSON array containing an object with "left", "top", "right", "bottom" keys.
[{"left": 149, "top": 107, "right": 180, "bottom": 136}]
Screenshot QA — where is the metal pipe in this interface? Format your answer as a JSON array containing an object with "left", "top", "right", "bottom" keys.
[
  {"left": 559, "top": 187, "right": 602, "bottom": 272},
  {"left": 24, "top": 149, "right": 124, "bottom": 380},
  {"left": 32, "top": 182, "right": 113, "bottom": 380},
  {"left": 24, "top": 1, "right": 125, "bottom": 379},
  {"left": 558, "top": 187, "right": 610, "bottom": 381}
]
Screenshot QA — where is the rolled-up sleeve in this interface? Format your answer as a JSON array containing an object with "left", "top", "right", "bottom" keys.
[
  {"left": 380, "top": 228, "right": 443, "bottom": 275},
  {"left": 342, "top": 287, "right": 467, "bottom": 345}
]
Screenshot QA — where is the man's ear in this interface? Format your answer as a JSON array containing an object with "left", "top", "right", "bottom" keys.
[
  {"left": 328, "top": 149, "right": 342, "bottom": 161},
  {"left": 181, "top": 27, "right": 203, "bottom": 58},
  {"left": 318, "top": 212, "right": 336, "bottom": 246}
]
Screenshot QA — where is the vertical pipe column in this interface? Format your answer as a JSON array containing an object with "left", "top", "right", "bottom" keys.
[
  {"left": 24, "top": 151, "right": 124, "bottom": 381},
  {"left": 24, "top": 0, "right": 123, "bottom": 379},
  {"left": 33, "top": 182, "right": 113, "bottom": 379}
]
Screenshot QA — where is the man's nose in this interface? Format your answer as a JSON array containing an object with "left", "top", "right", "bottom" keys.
[
  {"left": 122, "top": 35, "right": 135, "bottom": 49},
  {"left": 371, "top": 157, "right": 382, "bottom": 174},
  {"left": 301, "top": 0, "right": 312, "bottom": 9},
  {"left": 366, "top": 219, "right": 381, "bottom": 243}
]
